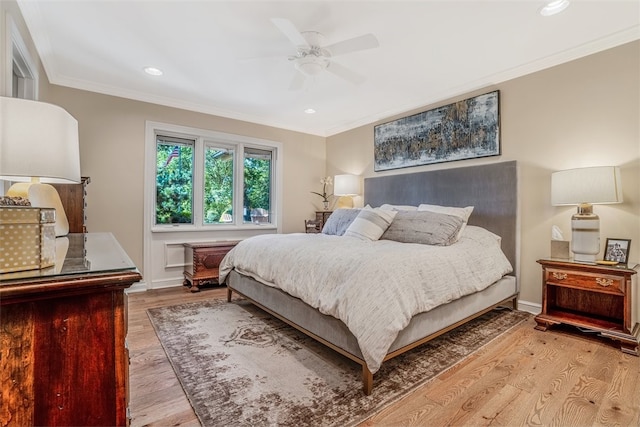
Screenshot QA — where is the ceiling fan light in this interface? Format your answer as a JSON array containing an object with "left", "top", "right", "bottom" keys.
[
  {"left": 539, "top": 0, "right": 570, "bottom": 16},
  {"left": 295, "top": 57, "right": 329, "bottom": 76}
]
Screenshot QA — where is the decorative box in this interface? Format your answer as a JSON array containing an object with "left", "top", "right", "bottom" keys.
[{"left": 0, "top": 206, "right": 56, "bottom": 273}]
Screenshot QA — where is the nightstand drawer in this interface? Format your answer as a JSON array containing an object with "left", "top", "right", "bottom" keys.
[{"left": 546, "top": 268, "right": 624, "bottom": 295}]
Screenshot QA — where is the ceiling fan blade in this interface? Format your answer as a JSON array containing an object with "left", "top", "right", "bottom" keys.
[
  {"left": 326, "top": 62, "right": 365, "bottom": 85},
  {"left": 271, "top": 18, "right": 309, "bottom": 47},
  {"left": 324, "top": 34, "right": 379, "bottom": 57},
  {"left": 289, "top": 70, "right": 306, "bottom": 91}
]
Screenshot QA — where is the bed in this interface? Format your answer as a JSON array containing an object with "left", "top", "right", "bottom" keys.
[{"left": 220, "top": 160, "right": 519, "bottom": 395}]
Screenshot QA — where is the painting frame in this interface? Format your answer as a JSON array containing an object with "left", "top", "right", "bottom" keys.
[
  {"left": 604, "top": 238, "right": 631, "bottom": 265},
  {"left": 374, "top": 90, "right": 500, "bottom": 172}
]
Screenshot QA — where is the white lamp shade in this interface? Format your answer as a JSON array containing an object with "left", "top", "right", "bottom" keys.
[
  {"left": 0, "top": 97, "right": 81, "bottom": 184},
  {"left": 551, "top": 166, "right": 623, "bottom": 206},
  {"left": 334, "top": 174, "right": 360, "bottom": 196}
]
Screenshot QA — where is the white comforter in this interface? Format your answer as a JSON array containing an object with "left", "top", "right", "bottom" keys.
[{"left": 219, "top": 226, "right": 513, "bottom": 373}]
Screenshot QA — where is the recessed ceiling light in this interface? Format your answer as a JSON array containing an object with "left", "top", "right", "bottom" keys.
[
  {"left": 304, "top": 108, "right": 316, "bottom": 114},
  {"left": 539, "top": 0, "right": 570, "bottom": 16},
  {"left": 144, "top": 66, "right": 163, "bottom": 76}
]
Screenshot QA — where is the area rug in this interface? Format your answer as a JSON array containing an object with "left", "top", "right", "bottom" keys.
[{"left": 147, "top": 298, "right": 530, "bottom": 427}]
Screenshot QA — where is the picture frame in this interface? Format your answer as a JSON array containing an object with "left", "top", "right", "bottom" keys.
[
  {"left": 604, "top": 238, "right": 631, "bottom": 264},
  {"left": 373, "top": 90, "right": 500, "bottom": 171}
]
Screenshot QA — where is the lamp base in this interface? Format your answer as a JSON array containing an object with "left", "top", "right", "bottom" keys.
[
  {"left": 573, "top": 252, "right": 598, "bottom": 263},
  {"left": 336, "top": 196, "right": 354, "bottom": 209},
  {"left": 6, "top": 182, "right": 70, "bottom": 237},
  {"left": 571, "top": 206, "right": 600, "bottom": 264}
]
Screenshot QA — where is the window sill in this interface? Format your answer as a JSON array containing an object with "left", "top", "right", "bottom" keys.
[{"left": 151, "top": 223, "right": 277, "bottom": 233}]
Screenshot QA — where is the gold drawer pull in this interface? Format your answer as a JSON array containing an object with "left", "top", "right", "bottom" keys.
[
  {"left": 596, "top": 278, "right": 613, "bottom": 287},
  {"left": 552, "top": 272, "right": 567, "bottom": 280}
]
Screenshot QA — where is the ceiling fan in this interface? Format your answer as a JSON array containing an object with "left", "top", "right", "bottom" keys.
[{"left": 271, "top": 18, "right": 379, "bottom": 90}]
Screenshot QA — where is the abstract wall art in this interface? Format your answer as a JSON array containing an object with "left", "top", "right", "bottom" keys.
[{"left": 374, "top": 90, "right": 500, "bottom": 171}]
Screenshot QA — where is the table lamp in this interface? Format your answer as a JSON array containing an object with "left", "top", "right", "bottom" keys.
[
  {"left": 0, "top": 97, "right": 81, "bottom": 236},
  {"left": 551, "top": 166, "right": 623, "bottom": 262},
  {"left": 334, "top": 174, "right": 360, "bottom": 209}
]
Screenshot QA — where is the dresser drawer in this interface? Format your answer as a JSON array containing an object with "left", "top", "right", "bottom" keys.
[{"left": 546, "top": 268, "right": 625, "bottom": 295}]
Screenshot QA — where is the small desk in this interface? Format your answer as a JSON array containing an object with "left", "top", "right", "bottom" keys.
[
  {"left": 0, "top": 233, "right": 141, "bottom": 426},
  {"left": 183, "top": 241, "right": 240, "bottom": 292}
]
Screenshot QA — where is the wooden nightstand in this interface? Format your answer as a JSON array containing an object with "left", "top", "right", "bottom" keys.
[
  {"left": 183, "top": 241, "right": 239, "bottom": 292},
  {"left": 315, "top": 211, "right": 333, "bottom": 229},
  {"left": 535, "top": 258, "right": 639, "bottom": 355}
]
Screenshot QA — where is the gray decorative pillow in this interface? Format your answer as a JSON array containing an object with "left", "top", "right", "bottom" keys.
[
  {"left": 321, "top": 208, "right": 361, "bottom": 236},
  {"left": 344, "top": 208, "right": 397, "bottom": 241},
  {"left": 380, "top": 210, "right": 464, "bottom": 246}
]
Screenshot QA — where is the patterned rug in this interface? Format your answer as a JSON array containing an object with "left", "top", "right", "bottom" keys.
[{"left": 147, "top": 298, "right": 530, "bottom": 427}]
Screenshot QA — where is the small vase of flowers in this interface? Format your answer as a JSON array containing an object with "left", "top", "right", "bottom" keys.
[{"left": 311, "top": 176, "right": 333, "bottom": 210}]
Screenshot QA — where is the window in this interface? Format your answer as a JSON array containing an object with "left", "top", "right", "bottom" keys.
[
  {"left": 156, "top": 136, "right": 194, "bottom": 225},
  {"left": 243, "top": 148, "right": 272, "bottom": 224},
  {"left": 203, "top": 143, "right": 234, "bottom": 224},
  {"left": 151, "top": 124, "right": 279, "bottom": 230}
]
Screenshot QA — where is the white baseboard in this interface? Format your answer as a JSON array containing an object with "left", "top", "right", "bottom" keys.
[
  {"left": 517, "top": 299, "right": 541, "bottom": 315},
  {"left": 150, "top": 280, "right": 186, "bottom": 290},
  {"left": 126, "top": 281, "right": 149, "bottom": 294},
  {"left": 126, "top": 279, "right": 187, "bottom": 293}
]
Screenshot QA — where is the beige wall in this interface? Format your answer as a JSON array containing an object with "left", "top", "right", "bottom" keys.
[
  {"left": 327, "top": 41, "right": 640, "bottom": 306},
  {"left": 42, "top": 87, "right": 326, "bottom": 273}
]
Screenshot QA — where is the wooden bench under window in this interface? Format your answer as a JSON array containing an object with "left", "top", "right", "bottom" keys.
[{"left": 183, "top": 241, "right": 240, "bottom": 292}]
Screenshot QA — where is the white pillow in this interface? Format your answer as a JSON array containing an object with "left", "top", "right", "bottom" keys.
[
  {"left": 379, "top": 204, "right": 418, "bottom": 211},
  {"left": 417, "top": 204, "right": 474, "bottom": 242},
  {"left": 344, "top": 207, "right": 397, "bottom": 241}
]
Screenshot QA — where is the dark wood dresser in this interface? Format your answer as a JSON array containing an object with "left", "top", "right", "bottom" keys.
[
  {"left": 51, "top": 176, "right": 90, "bottom": 233},
  {"left": 0, "top": 233, "right": 141, "bottom": 426}
]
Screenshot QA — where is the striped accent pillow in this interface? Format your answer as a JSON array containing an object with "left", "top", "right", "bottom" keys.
[{"left": 344, "top": 208, "right": 397, "bottom": 241}]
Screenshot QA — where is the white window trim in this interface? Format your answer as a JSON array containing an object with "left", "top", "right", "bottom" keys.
[
  {"left": 4, "top": 12, "right": 38, "bottom": 99},
  {"left": 2, "top": 13, "right": 38, "bottom": 194},
  {"left": 145, "top": 121, "right": 282, "bottom": 233},
  {"left": 143, "top": 121, "right": 283, "bottom": 291}
]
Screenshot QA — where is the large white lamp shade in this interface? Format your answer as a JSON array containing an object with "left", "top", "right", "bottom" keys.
[
  {"left": 0, "top": 97, "right": 81, "bottom": 236},
  {"left": 551, "top": 166, "right": 623, "bottom": 262},
  {"left": 334, "top": 174, "right": 360, "bottom": 196},
  {"left": 334, "top": 174, "right": 360, "bottom": 209}
]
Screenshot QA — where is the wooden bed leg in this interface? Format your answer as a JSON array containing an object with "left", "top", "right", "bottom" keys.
[
  {"left": 227, "top": 287, "right": 233, "bottom": 302},
  {"left": 362, "top": 365, "right": 373, "bottom": 396}
]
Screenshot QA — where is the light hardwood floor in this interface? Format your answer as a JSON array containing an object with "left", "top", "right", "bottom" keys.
[{"left": 127, "top": 287, "right": 640, "bottom": 426}]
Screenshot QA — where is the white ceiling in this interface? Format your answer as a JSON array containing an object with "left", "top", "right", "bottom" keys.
[{"left": 17, "top": 1, "right": 640, "bottom": 137}]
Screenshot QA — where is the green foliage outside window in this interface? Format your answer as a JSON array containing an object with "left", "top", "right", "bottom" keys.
[
  {"left": 204, "top": 147, "right": 234, "bottom": 224},
  {"left": 156, "top": 143, "right": 193, "bottom": 224},
  {"left": 243, "top": 154, "right": 271, "bottom": 222},
  {"left": 155, "top": 137, "right": 273, "bottom": 226}
]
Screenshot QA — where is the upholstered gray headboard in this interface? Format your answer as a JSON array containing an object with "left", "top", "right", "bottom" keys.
[{"left": 364, "top": 161, "right": 518, "bottom": 276}]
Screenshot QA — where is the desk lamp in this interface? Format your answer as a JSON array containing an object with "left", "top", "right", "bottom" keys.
[
  {"left": 551, "top": 166, "right": 623, "bottom": 262},
  {"left": 334, "top": 174, "right": 360, "bottom": 209},
  {"left": 0, "top": 97, "right": 80, "bottom": 236}
]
